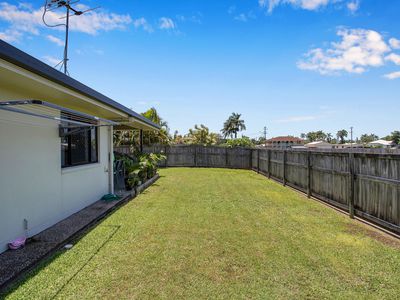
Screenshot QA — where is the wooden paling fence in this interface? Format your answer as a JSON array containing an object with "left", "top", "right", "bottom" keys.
[
  {"left": 141, "top": 145, "right": 252, "bottom": 169},
  {"left": 116, "top": 145, "right": 400, "bottom": 234}
]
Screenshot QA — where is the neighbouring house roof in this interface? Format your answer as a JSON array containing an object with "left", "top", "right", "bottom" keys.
[
  {"left": 335, "top": 143, "right": 363, "bottom": 148},
  {"left": 369, "top": 139, "right": 394, "bottom": 146},
  {"left": 266, "top": 136, "right": 304, "bottom": 143},
  {"left": 305, "top": 141, "right": 332, "bottom": 147},
  {"left": 0, "top": 40, "right": 160, "bottom": 130}
]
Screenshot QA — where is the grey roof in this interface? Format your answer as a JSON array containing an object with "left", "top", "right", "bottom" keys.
[{"left": 0, "top": 40, "right": 160, "bottom": 130}]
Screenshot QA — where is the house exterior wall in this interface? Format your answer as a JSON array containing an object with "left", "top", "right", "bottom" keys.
[{"left": 0, "top": 109, "right": 111, "bottom": 253}]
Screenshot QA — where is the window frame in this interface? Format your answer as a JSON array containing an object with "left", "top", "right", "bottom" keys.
[{"left": 61, "top": 126, "right": 99, "bottom": 168}]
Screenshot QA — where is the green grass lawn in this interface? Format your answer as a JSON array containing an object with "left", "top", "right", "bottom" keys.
[{"left": 4, "top": 168, "right": 400, "bottom": 299}]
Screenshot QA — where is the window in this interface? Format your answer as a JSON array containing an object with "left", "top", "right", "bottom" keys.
[{"left": 61, "top": 126, "right": 98, "bottom": 168}]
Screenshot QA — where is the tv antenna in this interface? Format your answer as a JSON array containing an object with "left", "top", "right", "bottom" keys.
[{"left": 42, "top": 0, "right": 100, "bottom": 75}]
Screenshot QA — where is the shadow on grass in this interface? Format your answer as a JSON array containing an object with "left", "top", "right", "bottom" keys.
[
  {"left": 1, "top": 224, "right": 121, "bottom": 299},
  {"left": 1, "top": 175, "right": 162, "bottom": 297}
]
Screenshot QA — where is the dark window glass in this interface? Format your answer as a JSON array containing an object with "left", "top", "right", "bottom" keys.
[
  {"left": 71, "top": 130, "right": 89, "bottom": 164},
  {"left": 61, "top": 127, "right": 98, "bottom": 168}
]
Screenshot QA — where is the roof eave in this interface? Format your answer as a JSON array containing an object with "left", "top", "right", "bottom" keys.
[{"left": 0, "top": 40, "right": 160, "bottom": 131}]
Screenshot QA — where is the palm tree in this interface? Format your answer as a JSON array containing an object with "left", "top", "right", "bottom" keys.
[
  {"left": 141, "top": 107, "right": 170, "bottom": 145},
  {"left": 186, "top": 124, "right": 218, "bottom": 146},
  {"left": 221, "top": 113, "right": 246, "bottom": 139},
  {"left": 141, "top": 107, "right": 168, "bottom": 129},
  {"left": 336, "top": 129, "right": 348, "bottom": 144}
]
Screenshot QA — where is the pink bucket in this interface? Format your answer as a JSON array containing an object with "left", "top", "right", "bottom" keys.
[{"left": 8, "top": 237, "right": 26, "bottom": 250}]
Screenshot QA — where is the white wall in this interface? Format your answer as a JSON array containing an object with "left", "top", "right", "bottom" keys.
[{"left": 0, "top": 110, "right": 111, "bottom": 253}]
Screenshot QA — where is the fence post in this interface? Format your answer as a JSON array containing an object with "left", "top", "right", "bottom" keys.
[
  {"left": 307, "top": 151, "right": 311, "bottom": 198},
  {"left": 257, "top": 149, "right": 260, "bottom": 173},
  {"left": 349, "top": 152, "right": 355, "bottom": 218},
  {"left": 268, "top": 149, "right": 271, "bottom": 178},
  {"left": 283, "top": 150, "right": 287, "bottom": 186},
  {"left": 164, "top": 145, "right": 168, "bottom": 168}
]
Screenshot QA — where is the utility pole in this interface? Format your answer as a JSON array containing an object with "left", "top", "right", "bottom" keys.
[
  {"left": 350, "top": 126, "right": 354, "bottom": 148},
  {"left": 263, "top": 126, "right": 267, "bottom": 146}
]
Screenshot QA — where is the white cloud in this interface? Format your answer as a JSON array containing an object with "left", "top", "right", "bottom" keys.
[
  {"left": 0, "top": 28, "right": 21, "bottom": 42},
  {"left": 260, "top": 0, "right": 331, "bottom": 13},
  {"left": 383, "top": 71, "right": 400, "bottom": 80},
  {"left": 385, "top": 53, "right": 400, "bottom": 65},
  {"left": 42, "top": 55, "right": 61, "bottom": 66},
  {"left": 133, "top": 17, "right": 153, "bottom": 33},
  {"left": 389, "top": 38, "right": 400, "bottom": 49},
  {"left": 159, "top": 17, "right": 175, "bottom": 30},
  {"left": 46, "top": 34, "right": 64, "bottom": 46},
  {"left": 347, "top": 0, "right": 360, "bottom": 13},
  {"left": 0, "top": 2, "right": 132, "bottom": 42},
  {"left": 260, "top": 0, "right": 362, "bottom": 13},
  {"left": 298, "top": 28, "right": 391, "bottom": 75}
]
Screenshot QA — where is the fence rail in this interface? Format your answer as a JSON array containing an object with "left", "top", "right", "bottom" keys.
[{"left": 115, "top": 145, "right": 400, "bottom": 234}]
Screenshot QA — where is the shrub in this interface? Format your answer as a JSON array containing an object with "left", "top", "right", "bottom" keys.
[{"left": 224, "top": 137, "right": 254, "bottom": 148}]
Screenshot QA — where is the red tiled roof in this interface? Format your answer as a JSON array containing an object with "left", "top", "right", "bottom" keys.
[{"left": 266, "top": 136, "right": 304, "bottom": 143}]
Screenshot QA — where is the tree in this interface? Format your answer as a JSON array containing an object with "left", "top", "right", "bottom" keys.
[
  {"left": 306, "top": 131, "right": 327, "bottom": 142},
  {"left": 225, "top": 136, "right": 254, "bottom": 148},
  {"left": 141, "top": 107, "right": 170, "bottom": 145},
  {"left": 390, "top": 131, "right": 400, "bottom": 145},
  {"left": 172, "top": 130, "right": 185, "bottom": 144},
  {"left": 221, "top": 113, "right": 246, "bottom": 139},
  {"left": 114, "top": 107, "right": 170, "bottom": 150},
  {"left": 336, "top": 129, "right": 348, "bottom": 144},
  {"left": 326, "top": 133, "right": 333, "bottom": 143},
  {"left": 360, "top": 133, "right": 379, "bottom": 144},
  {"left": 186, "top": 124, "right": 218, "bottom": 146}
]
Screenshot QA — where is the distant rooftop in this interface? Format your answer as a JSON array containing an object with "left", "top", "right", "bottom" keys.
[{"left": 266, "top": 136, "right": 304, "bottom": 143}]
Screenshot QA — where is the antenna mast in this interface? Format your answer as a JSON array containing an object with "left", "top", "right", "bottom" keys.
[{"left": 42, "top": 0, "right": 99, "bottom": 75}]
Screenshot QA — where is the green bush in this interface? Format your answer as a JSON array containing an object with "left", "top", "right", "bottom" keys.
[
  {"left": 115, "top": 152, "right": 166, "bottom": 190},
  {"left": 224, "top": 137, "right": 254, "bottom": 148}
]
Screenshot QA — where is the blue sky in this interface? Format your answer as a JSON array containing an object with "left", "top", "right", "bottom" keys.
[{"left": 1, "top": 0, "right": 400, "bottom": 139}]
